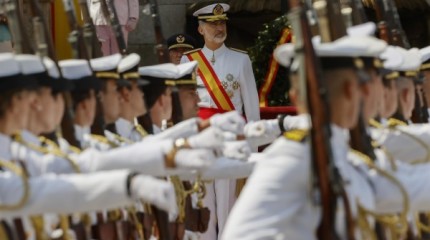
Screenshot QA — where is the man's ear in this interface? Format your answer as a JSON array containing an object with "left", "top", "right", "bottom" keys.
[
  {"left": 119, "top": 88, "right": 130, "bottom": 103},
  {"left": 289, "top": 88, "right": 298, "bottom": 107},
  {"left": 198, "top": 25, "right": 204, "bottom": 35}
]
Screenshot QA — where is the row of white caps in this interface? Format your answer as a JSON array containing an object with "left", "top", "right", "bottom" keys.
[
  {"left": 0, "top": 53, "right": 60, "bottom": 78},
  {"left": 273, "top": 21, "right": 422, "bottom": 72},
  {"left": 0, "top": 52, "right": 198, "bottom": 84}
]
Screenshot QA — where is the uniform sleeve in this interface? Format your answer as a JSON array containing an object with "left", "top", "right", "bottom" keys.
[
  {"left": 371, "top": 124, "right": 430, "bottom": 164},
  {"left": 222, "top": 140, "right": 311, "bottom": 239},
  {"left": 371, "top": 149, "right": 430, "bottom": 214},
  {"left": 239, "top": 55, "right": 260, "bottom": 122},
  {"left": 128, "top": 0, "right": 139, "bottom": 19},
  {"left": 178, "top": 157, "right": 255, "bottom": 181},
  {"left": 148, "top": 118, "right": 199, "bottom": 141},
  {"left": 75, "top": 139, "right": 173, "bottom": 176},
  {"left": 0, "top": 170, "right": 132, "bottom": 218},
  {"left": 180, "top": 55, "right": 190, "bottom": 64}
]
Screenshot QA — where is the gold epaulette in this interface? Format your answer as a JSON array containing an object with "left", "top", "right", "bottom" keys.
[
  {"left": 368, "top": 119, "right": 384, "bottom": 129},
  {"left": 387, "top": 118, "right": 408, "bottom": 128},
  {"left": 229, "top": 47, "right": 248, "bottom": 54},
  {"left": 90, "top": 134, "right": 118, "bottom": 148},
  {"left": 184, "top": 48, "right": 201, "bottom": 55},
  {"left": 283, "top": 129, "right": 308, "bottom": 142}
]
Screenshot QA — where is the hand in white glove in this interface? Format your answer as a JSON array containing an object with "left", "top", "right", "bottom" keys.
[
  {"left": 174, "top": 149, "right": 216, "bottom": 170},
  {"left": 222, "top": 140, "right": 252, "bottom": 161},
  {"left": 244, "top": 119, "right": 281, "bottom": 138},
  {"left": 187, "top": 127, "right": 224, "bottom": 150},
  {"left": 131, "top": 175, "right": 178, "bottom": 217},
  {"left": 125, "top": 18, "right": 138, "bottom": 31},
  {"left": 210, "top": 111, "right": 245, "bottom": 135},
  {"left": 183, "top": 230, "right": 199, "bottom": 240}
]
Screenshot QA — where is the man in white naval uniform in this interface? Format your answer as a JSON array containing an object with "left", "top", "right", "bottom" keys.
[
  {"left": 115, "top": 53, "right": 149, "bottom": 141},
  {"left": 223, "top": 34, "right": 390, "bottom": 239},
  {"left": 180, "top": 2, "right": 259, "bottom": 238},
  {"left": 0, "top": 53, "right": 177, "bottom": 238}
]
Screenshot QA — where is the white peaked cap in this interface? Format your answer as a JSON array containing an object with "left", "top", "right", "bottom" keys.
[
  {"left": 193, "top": 3, "right": 230, "bottom": 16},
  {"left": 0, "top": 53, "right": 21, "bottom": 77},
  {"left": 59, "top": 59, "right": 93, "bottom": 80},
  {"left": 43, "top": 57, "right": 60, "bottom": 79},
  {"left": 15, "top": 54, "right": 45, "bottom": 75},
  {"left": 177, "top": 61, "right": 198, "bottom": 78},
  {"left": 274, "top": 35, "right": 387, "bottom": 67},
  {"left": 380, "top": 46, "right": 404, "bottom": 70},
  {"left": 90, "top": 53, "right": 122, "bottom": 71},
  {"left": 138, "top": 63, "right": 179, "bottom": 79},
  {"left": 118, "top": 53, "right": 140, "bottom": 73}
]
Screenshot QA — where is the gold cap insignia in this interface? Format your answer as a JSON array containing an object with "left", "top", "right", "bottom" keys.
[
  {"left": 176, "top": 35, "right": 185, "bottom": 44},
  {"left": 213, "top": 4, "right": 224, "bottom": 16},
  {"left": 354, "top": 58, "right": 364, "bottom": 69}
]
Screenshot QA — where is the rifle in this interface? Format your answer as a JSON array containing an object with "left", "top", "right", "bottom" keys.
[
  {"left": 287, "top": 0, "right": 351, "bottom": 239},
  {"left": 61, "top": 0, "right": 88, "bottom": 59},
  {"left": 97, "top": 0, "right": 127, "bottom": 54},
  {"left": 3, "top": 0, "right": 34, "bottom": 53},
  {"left": 78, "top": 0, "right": 103, "bottom": 58},
  {"left": 143, "top": 0, "right": 169, "bottom": 63},
  {"left": 27, "top": 0, "right": 55, "bottom": 58}
]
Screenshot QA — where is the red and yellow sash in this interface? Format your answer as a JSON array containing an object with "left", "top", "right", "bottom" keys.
[
  {"left": 258, "top": 28, "right": 292, "bottom": 107},
  {"left": 187, "top": 50, "right": 235, "bottom": 111}
]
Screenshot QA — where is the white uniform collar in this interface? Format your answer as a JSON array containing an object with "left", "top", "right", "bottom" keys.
[
  {"left": 331, "top": 124, "right": 350, "bottom": 144},
  {"left": 152, "top": 124, "right": 162, "bottom": 134},
  {"left": 21, "top": 130, "right": 41, "bottom": 147},
  {"left": 202, "top": 44, "right": 228, "bottom": 63},
  {"left": 115, "top": 118, "right": 134, "bottom": 138},
  {"left": 0, "top": 133, "right": 12, "bottom": 160},
  {"left": 74, "top": 124, "right": 90, "bottom": 144}
]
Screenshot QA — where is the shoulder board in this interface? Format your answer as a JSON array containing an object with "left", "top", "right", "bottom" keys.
[
  {"left": 90, "top": 134, "right": 110, "bottom": 144},
  {"left": 184, "top": 48, "right": 201, "bottom": 55},
  {"left": 283, "top": 129, "right": 308, "bottom": 143},
  {"left": 387, "top": 118, "right": 407, "bottom": 128},
  {"left": 368, "top": 119, "right": 384, "bottom": 129},
  {"left": 229, "top": 48, "right": 248, "bottom": 54}
]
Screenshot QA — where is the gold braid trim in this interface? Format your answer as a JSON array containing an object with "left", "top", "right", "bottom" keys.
[
  {"left": 0, "top": 160, "right": 29, "bottom": 210},
  {"left": 351, "top": 149, "right": 409, "bottom": 240},
  {"left": 393, "top": 129, "right": 430, "bottom": 164}
]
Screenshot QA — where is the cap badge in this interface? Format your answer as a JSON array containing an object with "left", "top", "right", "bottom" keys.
[
  {"left": 176, "top": 35, "right": 185, "bottom": 44},
  {"left": 213, "top": 4, "right": 224, "bottom": 16}
]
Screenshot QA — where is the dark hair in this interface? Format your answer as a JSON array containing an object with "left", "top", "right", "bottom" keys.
[
  {"left": 142, "top": 84, "right": 168, "bottom": 109},
  {"left": 70, "top": 89, "right": 94, "bottom": 110},
  {"left": 0, "top": 89, "right": 27, "bottom": 118}
]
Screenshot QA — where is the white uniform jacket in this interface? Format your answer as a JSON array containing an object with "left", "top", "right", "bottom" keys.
[{"left": 181, "top": 44, "right": 260, "bottom": 122}]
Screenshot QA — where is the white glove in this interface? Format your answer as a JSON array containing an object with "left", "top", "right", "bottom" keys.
[
  {"left": 183, "top": 230, "right": 199, "bottom": 240},
  {"left": 187, "top": 127, "right": 224, "bottom": 150},
  {"left": 244, "top": 119, "right": 281, "bottom": 138},
  {"left": 130, "top": 175, "right": 178, "bottom": 217},
  {"left": 174, "top": 149, "right": 216, "bottom": 170},
  {"left": 210, "top": 111, "right": 245, "bottom": 135},
  {"left": 222, "top": 140, "right": 252, "bottom": 161}
]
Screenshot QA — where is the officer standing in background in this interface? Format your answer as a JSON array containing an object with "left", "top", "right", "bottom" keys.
[
  {"left": 167, "top": 33, "right": 196, "bottom": 65},
  {"left": 180, "top": 2, "right": 260, "bottom": 239}
]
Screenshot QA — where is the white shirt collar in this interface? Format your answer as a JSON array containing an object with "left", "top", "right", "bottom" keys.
[
  {"left": 0, "top": 133, "right": 12, "bottom": 160},
  {"left": 115, "top": 118, "right": 134, "bottom": 139},
  {"left": 202, "top": 44, "right": 228, "bottom": 63},
  {"left": 74, "top": 124, "right": 90, "bottom": 144},
  {"left": 152, "top": 124, "right": 162, "bottom": 134},
  {"left": 21, "top": 129, "right": 41, "bottom": 147}
]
